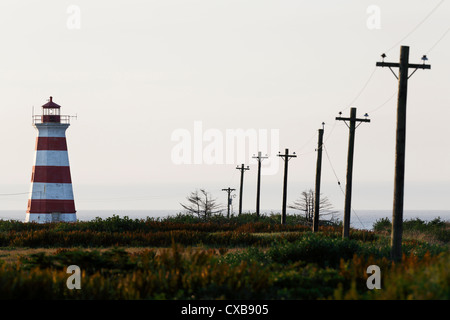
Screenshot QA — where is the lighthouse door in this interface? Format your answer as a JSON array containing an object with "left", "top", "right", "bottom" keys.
[{"left": 51, "top": 212, "right": 62, "bottom": 222}]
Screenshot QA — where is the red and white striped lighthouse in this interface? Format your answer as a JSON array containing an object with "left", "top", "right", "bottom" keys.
[{"left": 25, "top": 97, "right": 76, "bottom": 223}]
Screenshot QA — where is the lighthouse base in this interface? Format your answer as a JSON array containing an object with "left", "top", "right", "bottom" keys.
[{"left": 25, "top": 213, "right": 77, "bottom": 223}]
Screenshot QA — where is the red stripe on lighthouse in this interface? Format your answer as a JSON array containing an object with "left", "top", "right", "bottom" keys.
[
  {"left": 27, "top": 199, "right": 76, "bottom": 214},
  {"left": 36, "top": 137, "right": 68, "bottom": 151},
  {"left": 32, "top": 166, "right": 72, "bottom": 183}
]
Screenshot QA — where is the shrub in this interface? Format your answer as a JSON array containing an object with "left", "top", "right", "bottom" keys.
[
  {"left": 268, "top": 236, "right": 362, "bottom": 267},
  {"left": 373, "top": 217, "right": 391, "bottom": 232}
]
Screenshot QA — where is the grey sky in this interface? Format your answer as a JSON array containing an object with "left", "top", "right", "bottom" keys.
[{"left": 0, "top": 0, "right": 449, "bottom": 214}]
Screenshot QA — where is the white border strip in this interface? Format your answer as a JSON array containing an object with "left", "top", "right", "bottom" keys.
[
  {"left": 29, "top": 182, "right": 74, "bottom": 200},
  {"left": 34, "top": 150, "right": 70, "bottom": 167},
  {"left": 25, "top": 213, "right": 76, "bottom": 223}
]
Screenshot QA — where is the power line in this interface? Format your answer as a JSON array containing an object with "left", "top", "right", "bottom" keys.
[
  {"left": 322, "top": 144, "right": 366, "bottom": 230},
  {"left": 339, "top": 1, "right": 447, "bottom": 121},
  {"left": 0, "top": 192, "right": 31, "bottom": 196},
  {"left": 323, "top": 144, "right": 343, "bottom": 190},
  {"left": 385, "top": 0, "right": 446, "bottom": 54},
  {"left": 351, "top": 207, "right": 367, "bottom": 230},
  {"left": 77, "top": 196, "right": 177, "bottom": 203},
  {"left": 345, "top": 67, "right": 378, "bottom": 110},
  {"left": 297, "top": 130, "right": 319, "bottom": 153},
  {"left": 321, "top": 120, "right": 339, "bottom": 147},
  {"left": 367, "top": 91, "right": 397, "bottom": 114},
  {"left": 338, "top": 1, "right": 446, "bottom": 125},
  {"left": 327, "top": 1, "right": 445, "bottom": 151},
  {"left": 426, "top": 25, "right": 450, "bottom": 54},
  {"left": 295, "top": 121, "right": 340, "bottom": 158}
]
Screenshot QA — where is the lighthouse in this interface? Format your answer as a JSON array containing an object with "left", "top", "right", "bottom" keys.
[{"left": 25, "top": 97, "right": 76, "bottom": 223}]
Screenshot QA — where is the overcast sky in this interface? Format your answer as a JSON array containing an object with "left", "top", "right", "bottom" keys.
[{"left": 0, "top": 0, "right": 449, "bottom": 217}]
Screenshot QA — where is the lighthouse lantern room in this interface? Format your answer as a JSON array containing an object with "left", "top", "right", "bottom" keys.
[{"left": 42, "top": 96, "right": 61, "bottom": 123}]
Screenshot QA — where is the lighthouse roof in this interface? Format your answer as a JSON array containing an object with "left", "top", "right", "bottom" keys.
[{"left": 42, "top": 96, "right": 61, "bottom": 109}]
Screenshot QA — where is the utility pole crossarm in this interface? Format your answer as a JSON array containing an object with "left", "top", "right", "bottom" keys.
[
  {"left": 277, "top": 154, "right": 297, "bottom": 160},
  {"left": 252, "top": 152, "right": 269, "bottom": 161},
  {"left": 335, "top": 116, "right": 371, "bottom": 123},
  {"left": 376, "top": 61, "right": 431, "bottom": 70},
  {"left": 375, "top": 62, "right": 400, "bottom": 68},
  {"left": 407, "top": 63, "right": 431, "bottom": 70}
]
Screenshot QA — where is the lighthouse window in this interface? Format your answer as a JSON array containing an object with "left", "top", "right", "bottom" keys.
[{"left": 43, "top": 108, "right": 60, "bottom": 116}]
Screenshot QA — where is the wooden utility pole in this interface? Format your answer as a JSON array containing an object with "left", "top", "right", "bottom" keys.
[
  {"left": 252, "top": 151, "right": 268, "bottom": 217},
  {"left": 376, "top": 46, "right": 431, "bottom": 261},
  {"left": 336, "top": 108, "right": 370, "bottom": 239},
  {"left": 277, "top": 148, "right": 297, "bottom": 225},
  {"left": 313, "top": 123, "right": 325, "bottom": 232},
  {"left": 222, "top": 187, "right": 236, "bottom": 218},
  {"left": 236, "top": 164, "right": 250, "bottom": 215}
]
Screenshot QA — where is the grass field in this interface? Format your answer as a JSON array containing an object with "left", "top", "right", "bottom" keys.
[{"left": 0, "top": 213, "right": 448, "bottom": 300}]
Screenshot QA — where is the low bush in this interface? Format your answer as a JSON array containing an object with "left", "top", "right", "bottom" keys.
[
  {"left": 373, "top": 217, "right": 449, "bottom": 244},
  {"left": 268, "top": 236, "right": 361, "bottom": 267}
]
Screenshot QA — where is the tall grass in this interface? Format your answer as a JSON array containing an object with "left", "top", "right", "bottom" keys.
[
  {"left": 0, "top": 214, "right": 448, "bottom": 299},
  {"left": 1, "top": 241, "right": 448, "bottom": 299}
]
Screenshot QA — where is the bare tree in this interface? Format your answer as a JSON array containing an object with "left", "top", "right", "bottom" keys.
[
  {"left": 288, "top": 189, "right": 338, "bottom": 225},
  {"left": 180, "top": 189, "right": 223, "bottom": 220}
]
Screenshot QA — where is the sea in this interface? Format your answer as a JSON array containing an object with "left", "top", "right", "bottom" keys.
[{"left": 1, "top": 209, "right": 449, "bottom": 230}]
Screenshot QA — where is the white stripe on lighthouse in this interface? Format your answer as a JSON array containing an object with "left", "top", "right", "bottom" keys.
[
  {"left": 34, "top": 150, "right": 70, "bottom": 167},
  {"left": 29, "top": 182, "right": 74, "bottom": 200},
  {"left": 35, "top": 123, "right": 70, "bottom": 137},
  {"left": 25, "top": 213, "right": 76, "bottom": 223}
]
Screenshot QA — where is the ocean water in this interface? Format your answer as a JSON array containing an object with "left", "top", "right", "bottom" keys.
[{"left": 1, "top": 209, "right": 449, "bottom": 230}]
